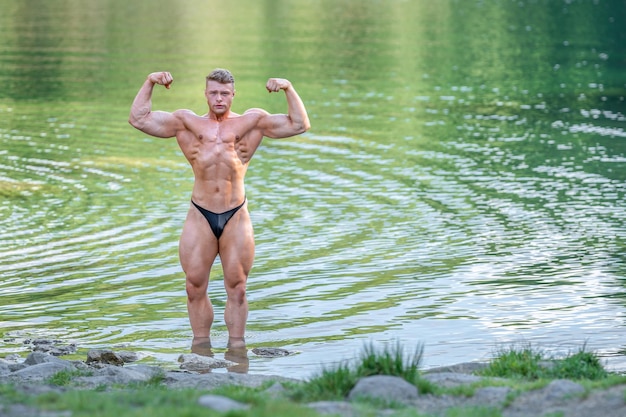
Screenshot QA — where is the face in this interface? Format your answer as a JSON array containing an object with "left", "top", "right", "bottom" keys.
[{"left": 205, "top": 80, "right": 235, "bottom": 115}]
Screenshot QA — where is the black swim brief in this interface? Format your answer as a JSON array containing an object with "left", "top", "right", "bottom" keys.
[{"left": 191, "top": 198, "right": 246, "bottom": 239}]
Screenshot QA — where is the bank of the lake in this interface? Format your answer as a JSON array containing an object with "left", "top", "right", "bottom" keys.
[{"left": 2, "top": 344, "right": 626, "bottom": 417}]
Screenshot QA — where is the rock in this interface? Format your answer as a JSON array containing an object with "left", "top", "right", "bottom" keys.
[
  {"left": 117, "top": 351, "right": 141, "bottom": 363},
  {"left": 505, "top": 379, "right": 588, "bottom": 417},
  {"left": 471, "top": 386, "right": 511, "bottom": 407},
  {"left": 197, "top": 394, "right": 250, "bottom": 412},
  {"left": 542, "top": 379, "right": 585, "bottom": 401},
  {"left": 20, "top": 339, "right": 77, "bottom": 357},
  {"left": 125, "top": 364, "right": 165, "bottom": 380},
  {"left": 251, "top": 347, "right": 293, "bottom": 357},
  {"left": 425, "top": 362, "right": 490, "bottom": 374},
  {"left": 31, "top": 340, "right": 77, "bottom": 356},
  {"left": 348, "top": 375, "right": 419, "bottom": 404},
  {"left": 421, "top": 371, "right": 484, "bottom": 388},
  {"left": 11, "top": 361, "right": 74, "bottom": 381},
  {"left": 8, "top": 363, "right": 27, "bottom": 372},
  {"left": 0, "top": 362, "right": 11, "bottom": 377},
  {"left": 3, "top": 354, "right": 22, "bottom": 363},
  {"left": 24, "top": 352, "right": 68, "bottom": 366},
  {"left": 169, "top": 372, "right": 296, "bottom": 390},
  {"left": 86, "top": 349, "right": 124, "bottom": 366},
  {"left": 94, "top": 365, "right": 151, "bottom": 382},
  {"left": 177, "top": 353, "right": 236, "bottom": 372}
]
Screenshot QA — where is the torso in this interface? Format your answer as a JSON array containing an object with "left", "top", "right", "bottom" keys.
[{"left": 174, "top": 110, "right": 265, "bottom": 212}]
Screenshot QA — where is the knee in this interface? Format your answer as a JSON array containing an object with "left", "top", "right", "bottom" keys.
[
  {"left": 225, "top": 281, "right": 247, "bottom": 304},
  {"left": 185, "top": 274, "right": 208, "bottom": 301}
]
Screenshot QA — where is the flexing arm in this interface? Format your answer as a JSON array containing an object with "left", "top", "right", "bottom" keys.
[
  {"left": 254, "top": 78, "right": 311, "bottom": 139},
  {"left": 129, "top": 72, "right": 183, "bottom": 138}
]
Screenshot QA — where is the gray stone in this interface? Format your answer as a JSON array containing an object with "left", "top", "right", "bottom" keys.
[
  {"left": 71, "top": 365, "right": 157, "bottom": 389},
  {"left": 11, "top": 361, "right": 73, "bottom": 380},
  {"left": 24, "top": 352, "right": 71, "bottom": 366},
  {"left": 118, "top": 351, "right": 141, "bottom": 363},
  {"left": 162, "top": 370, "right": 196, "bottom": 384},
  {"left": 425, "top": 362, "right": 490, "bottom": 374},
  {"left": 251, "top": 347, "right": 293, "bottom": 357},
  {"left": 168, "top": 372, "right": 295, "bottom": 390},
  {"left": 348, "top": 375, "right": 418, "bottom": 404},
  {"left": 31, "top": 341, "right": 77, "bottom": 356},
  {"left": 197, "top": 394, "right": 250, "bottom": 412},
  {"left": 542, "top": 379, "right": 585, "bottom": 400},
  {"left": 86, "top": 349, "right": 124, "bottom": 366},
  {"left": 412, "top": 393, "right": 465, "bottom": 415},
  {"left": 3, "top": 354, "right": 22, "bottom": 363},
  {"left": 125, "top": 364, "right": 164, "bottom": 379},
  {"left": 178, "top": 353, "right": 236, "bottom": 372},
  {"left": 91, "top": 364, "right": 152, "bottom": 384},
  {"left": 470, "top": 386, "right": 511, "bottom": 407},
  {"left": 421, "top": 371, "right": 484, "bottom": 388},
  {"left": 8, "top": 363, "right": 27, "bottom": 372},
  {"left": 0, "top": 362, "right": 11, "bottom": 376}
]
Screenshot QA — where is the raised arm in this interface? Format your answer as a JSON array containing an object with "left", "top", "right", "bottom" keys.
[
  {"left": 129, "top": 72, "right": 183, "bottom": 138},
  {"left": 254, "top": 78, "right": 311, "bottom": 139}
]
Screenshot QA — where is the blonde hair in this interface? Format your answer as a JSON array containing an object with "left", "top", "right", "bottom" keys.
[{"left": 206, "top": 68, "right": 235, "bottom": 86}]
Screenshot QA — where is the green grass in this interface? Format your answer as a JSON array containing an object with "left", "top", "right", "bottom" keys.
[
  {"left": 478, "top": 343, "right": 609, "bottom": 381},
  {"left": 46, "top": 368, "right": 93, "bottom": 386}
]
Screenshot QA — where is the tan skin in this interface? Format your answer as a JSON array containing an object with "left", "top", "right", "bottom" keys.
[{"left": 129, "top": 71, "right": 310, "bottom": 348}]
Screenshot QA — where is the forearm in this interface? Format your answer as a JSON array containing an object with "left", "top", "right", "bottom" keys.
[
  {"left": 129, "top": 78, "right": 156, "bottom": 129},
  {"left": 284, "top": 85, "right": 311, "bottom": 132}
]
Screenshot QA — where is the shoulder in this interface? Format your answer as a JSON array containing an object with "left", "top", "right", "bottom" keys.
[
  {"left": 172, "top": 109, "right": 198, "bottom": 119},
  {"left": 243, "top": 108, "right": 270, "bottom": 118}
]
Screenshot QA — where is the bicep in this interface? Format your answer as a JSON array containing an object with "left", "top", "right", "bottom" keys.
[
  {"left": 138, "top": 110, "right": 184, "bottom": 138},
  {"left": 257, "top": 113, "right": 295, "bottom": 139}
]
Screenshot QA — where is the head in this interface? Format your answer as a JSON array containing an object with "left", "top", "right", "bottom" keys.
[{"left": 205, "top": 68, "right": 235, "bottom": 116}]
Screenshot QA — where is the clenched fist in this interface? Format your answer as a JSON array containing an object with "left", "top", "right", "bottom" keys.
[
  {"left": 266, "top": 78, "right": 292, "bottom": 93},
  {"left": 148, "top": 71, "right": 173, "bottom": 89}
]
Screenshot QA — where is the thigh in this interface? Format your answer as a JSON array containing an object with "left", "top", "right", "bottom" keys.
[
  {"left": 179, "top": 204, "right": 219, "bottom": 285},
  {"left": 218, "top": 204, "right": 255, "bottom": 286}
]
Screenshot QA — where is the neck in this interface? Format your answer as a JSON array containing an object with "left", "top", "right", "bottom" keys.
[{"left": 209, "top": 111, "right": 230, "bottom": 122}]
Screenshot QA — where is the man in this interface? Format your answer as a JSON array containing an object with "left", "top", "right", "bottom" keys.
[{"left": 129, "top": 69, "right": 310, "bottom": 349}]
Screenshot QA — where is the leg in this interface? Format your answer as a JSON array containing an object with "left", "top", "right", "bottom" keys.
[
  {"left": 191, "top": 337, "right": 214, "bottom": 358},
  {"left": 218, "top": 203, "right": 255, "bottom": 345},
  {"left": 225, "top": 344, "right": 249, "bottom": 373},
  {"left": 179, "top": 204, "right": 219, "bottom": 338}
]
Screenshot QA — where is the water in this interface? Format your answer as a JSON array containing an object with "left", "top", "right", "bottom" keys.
[{"left": 1, "top": 0, "right": 625, "bottom": 379}]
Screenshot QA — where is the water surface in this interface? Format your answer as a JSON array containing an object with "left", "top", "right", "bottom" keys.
[{"left": 1, "top": 0, "right": 625, "bottom": 378}]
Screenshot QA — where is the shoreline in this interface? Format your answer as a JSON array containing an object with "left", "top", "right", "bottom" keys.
[{"left": 2, "top": 346, "right": 626, "bottom": 417}]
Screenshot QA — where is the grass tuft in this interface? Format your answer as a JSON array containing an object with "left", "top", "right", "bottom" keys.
[
  {"left": 47, "top": 369, "right": 93, "bottom": 386},
  {"left": 551, "top": 347, "right": 608, "bottom": 380},
  {"left": 479, "top": 343, "right": 608, "bottom": 381},
  {"left": 291, "top": 340, "right": 424, "bottom": 402}
]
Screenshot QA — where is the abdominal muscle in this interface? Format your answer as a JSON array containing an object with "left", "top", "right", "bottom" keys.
[{"left": 187, "top": 144, "right": 249, "bottom": 213}]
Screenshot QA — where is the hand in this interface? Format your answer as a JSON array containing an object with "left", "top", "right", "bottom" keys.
[
  {"left": 266, "top": 78, "right": 291, "bottom": 93},
  {"left": 148, "top": 71, "right": 173, "bottom": 89}
]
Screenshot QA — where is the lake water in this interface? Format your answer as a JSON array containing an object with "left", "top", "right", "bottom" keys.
[{"left": 1, "top": 0, "right": 625, "bottom": 379}]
